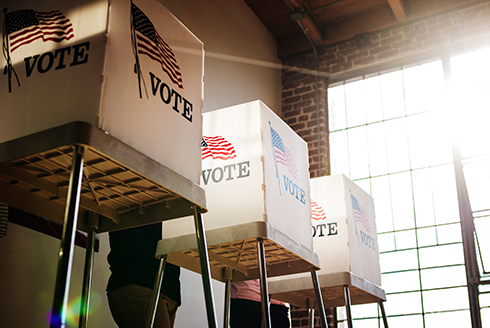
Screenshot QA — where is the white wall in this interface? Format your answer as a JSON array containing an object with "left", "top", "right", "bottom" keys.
[{"left": 159, "top": 0, "right": 282, "bottom": 114}]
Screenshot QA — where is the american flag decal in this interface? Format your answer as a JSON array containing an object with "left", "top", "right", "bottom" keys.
[
  {"left": 5, "top": 9, "right": 75, "bottom": 52},
  {"left": 270, "top": 124, "right": 298, "bottom": 180},
  {"left": 351, "top": 194, "right": 371, "bottom": 233},
  {"left": 311, "top": 201, "right": 327, "bottom": 221},
  {"left": 202, "top": 136, "right": 237, "bottom": 160},
  {"left": 131, "top": 3, "right": 183, "bottom": 89}
]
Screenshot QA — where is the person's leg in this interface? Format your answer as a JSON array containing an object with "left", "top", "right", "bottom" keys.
[
  {"left": 107, "top": 284, "right": 178, "bottom": 328},
  {"left": 270, "top": 304, "right": 290, "bottom": 328},
  {"left": 230, "top": 298, "right": 262, "bottom": 328}
]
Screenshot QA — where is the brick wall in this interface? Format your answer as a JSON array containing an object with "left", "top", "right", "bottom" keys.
[
  {"left": 282, "top": 1, "right": 490, "bottom": 326},
  {"left": 281, "top": 0, "right": 490, "bottom": 179}
]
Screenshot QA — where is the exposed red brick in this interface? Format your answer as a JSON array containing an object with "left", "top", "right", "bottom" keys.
[
  {"left": 381, "top": 34, "right": 403, "bottom": 46},
  {"left": 353, "top": 55, "right": 376, "bottom": 66},
  {"left": 376, "top": 49, "right": 400, "bottom": 60},
  {"left": 429, "top": 21, "right": 453, "bottom": 33},
  {"left": 369, "top": 44, "right": 393, "bottom": 55}
]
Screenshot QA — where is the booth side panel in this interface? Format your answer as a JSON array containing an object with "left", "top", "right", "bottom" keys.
[
  {"left": 100, "top": 0, "right": 204, "bottom": 184},
  {"left": 261, "top": 102, "right": 312, "bottom": 250},
  {"left": 0, "top": 0, "right": 108, "bottom": 144},
  {"left": 163, "top": 102, "right": 265, "bottom": 238},
  {"left": 310, "top": 175, "right": 351, "bottom": 273},
  {"left": 344, "top": 175, "right": 382, "bottom": 286}
]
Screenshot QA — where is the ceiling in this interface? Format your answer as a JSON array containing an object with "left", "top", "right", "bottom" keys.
[{"left": 245, "top": 0, "right": 485, "bottom": 58}]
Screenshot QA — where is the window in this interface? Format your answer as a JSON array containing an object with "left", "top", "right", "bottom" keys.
[{"left": 329, "top": 49, "right": 490, "bottom": 327}]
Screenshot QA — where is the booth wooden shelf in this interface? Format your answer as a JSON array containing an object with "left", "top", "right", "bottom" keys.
[
  {"left": 268, "top": 271, "right": 388, "bottom": 328},
  {"left": 0, "top": 121, "right": 207, "bottom": 232},
  {"left": 156, "top": 221, "right": 320, "bottom": 282}
]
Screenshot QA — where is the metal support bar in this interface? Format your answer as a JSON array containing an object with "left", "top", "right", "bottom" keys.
[
  {"left": 378, "top": 300, "right": 389, "bottom": 328},
  {"left": 343, "top": 285, "right": 353, "bottom": 328},
  {"left": 307, "top": 299, "right": 315, "bottom": 328},
  {"left": 145, "top": 255, "right": 167, "bottom": 328},
  {"left": 310, "top": 268, "right": 328, "bottom": 328},
  {"left": 50, "top": 145, "right": 85, "bottom": 328},
  {"left": 223, "top": 278, "right": 232, "bottom": 328},
  {"left": 257, "top": 238, "right": 271, "bottom": 328},
  {"left": 193, "top": 207, "right": 218, "bottom": 328},
  {"left": 78, "top": 226, "right": 96, "bottom": 328}
]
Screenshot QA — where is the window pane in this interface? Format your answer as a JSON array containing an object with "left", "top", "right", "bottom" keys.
[
  {"left": 437, "top": 223, "right": 462, "bottom": 244},
  {"left": 380, "top": 249, "right": 418, "bottom": 272},
  {"left": 395, "top": 229, "right": 417, "bottom": 250},
  {"left": 412, "top": 168, "right": 436, "bottom": 228},
  {"left": 364, "top": 75, "right": 383, "bottom": 123},
  {"left": 330, "top": 130, "right": 349, "bottom": 175},
  {"left": 378, "top": 232, "right": 395, "bottom": 252},
  {"left": 384, "top": 118, "right": 410, "bottom": 173},
  {"left": 418, "top": 244, "right": 464, "bottom": 268},
  {"left": 382, "top": 270, "right": 420, "bottom": 293},
  {"left": 328, "top": 84, "right": 346, "bottom": 131},
  {"left": 390, "top": 172, "right": 415, "bottom": 231},
  {"left": 367, "top": 122, "right": 388, "bottom": 176},
  {"left": 431, "top": 165, "right": 460, "bottom": 225},
  {"left": 345, "top": 80, "right": 366, "bottom": 128},
  {"left": 403, "top": 61, "right": 445, "bottom": 115},
  {"left": 420, "top": 265, "right": 467, "bottom": 289},
  {"left": 464, "top": 159, "right": 490, "bottom": 212},
  {"left": 383, "top": 314, "right": 423, "bottom": 328},
  {"left": 347, "top": 126, "right": 369, "bottom": 179},
  {"left": 380, "top": 70, "right": 405, "bottom": 120},
  {"left": 351, "top": 302, "right": 378, "bottom": 319},
  {"left": 371, "top": 176, "right": 394, "bottom": 233},
  {"left": 423, "top": 287, "right": 469, "bottom": 312},
  {"left": 417, "top": 227, "right": 437, "bottom": 247},
  {"left": 424, "top": 310, "right": 471, "bottom": 328},
  {"left": 384, "top": 291, "right": 422, "bottom": 315}
]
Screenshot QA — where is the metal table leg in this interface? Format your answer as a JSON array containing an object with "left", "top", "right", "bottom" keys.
[
  {"left": 257, "top": 238, "right": 271, "bottom": 328},
  {"left": 310, "top": 268, "right": 328, "bottom": 328},
  {"left": 78, "top": 226, "right": 96, "bottom": 328},
  {"left": 50, "top": 145, "right": 85, "bottom": 328},
  {"left": 145, "top": 255, "right": 168, "bottom": 328},
  {"left": 223, "top": 275, "right": 232, "bottom": 328},
  {"left": 307, "top": 299, "right": 315, "bottom": 328},
  {"left": 378, "top": 300, "right": 389, "bottom": 328},
  {"left": 343, "top": 285, "right": 353, "bottom": 328},
  {"left": 193, "top": 207, "right": 218, "bottom": 328}
]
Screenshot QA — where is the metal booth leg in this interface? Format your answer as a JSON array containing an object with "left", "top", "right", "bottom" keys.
[
  {"left": 78, "top": 226, "right": 96, "bottom": 328},
  {"left": 378, "top": 300, "right": 389, "bottom": 328},
  {"left": 257, "top": 238, "right": 271, "bottom": 328},
  {"left": 223, "top": 268, "right": 233, "bottom": 328},
  {"left": 193, "top": 206, "right": 218, "bottom": 328},
  {"left": 307, "top": 299, "right": 315, "bottom": 328},
  {"left": 145, "top": 255, "right": 168, "bottom": 328},
  {"left": 310, "top": 268, "right": 328, "bottom": 328},
  {"left": 343, "top": 285, "right": 354, "bottom": 328},
  {"left": 50, "top": 145, "right": 85, "bottom": 328}
]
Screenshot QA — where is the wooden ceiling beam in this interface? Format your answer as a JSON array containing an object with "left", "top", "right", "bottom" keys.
[
  {"left": 386, "top": 0, "right": 408, "bottom": 22},
  {"left": 284, "top": 0, "right": 324, "bottom": 46}
]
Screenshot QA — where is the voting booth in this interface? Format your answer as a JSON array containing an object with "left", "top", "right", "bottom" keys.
[
  {"left": 154, "top": 101, "right": 329, "bottom": 328},
  {"left": 0, "top": 1, "right": 218, "bottom": 327},
  {"left": 164, "top": 100, "right": 312, "bottom": 249},
  {"left": 1, "top": 0, "right": 203, "bottom": 184},
  {"left": 269, "top": 175, "right": 388, "bottom": 328}
]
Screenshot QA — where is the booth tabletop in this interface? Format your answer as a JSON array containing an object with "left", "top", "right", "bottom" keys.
[
  {"left": 0, "top": 121, "right": 207, "bottom": 233},
  {"left": 156, "top": 221, "right": 321, "bottom": 282},
  {"left": 268, "top": 271, "right": 386, "bottom": 309}
]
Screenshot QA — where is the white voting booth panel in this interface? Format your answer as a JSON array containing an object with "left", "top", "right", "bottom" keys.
[
  {"left": 164, "top": 100, "right": 313, "bottom": 249},
  {"left": 1, "top": 0, "right": 204, "bottom": 184},
  {"left": 270, "top": 174, "right": 381, "bottom": 285}
]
